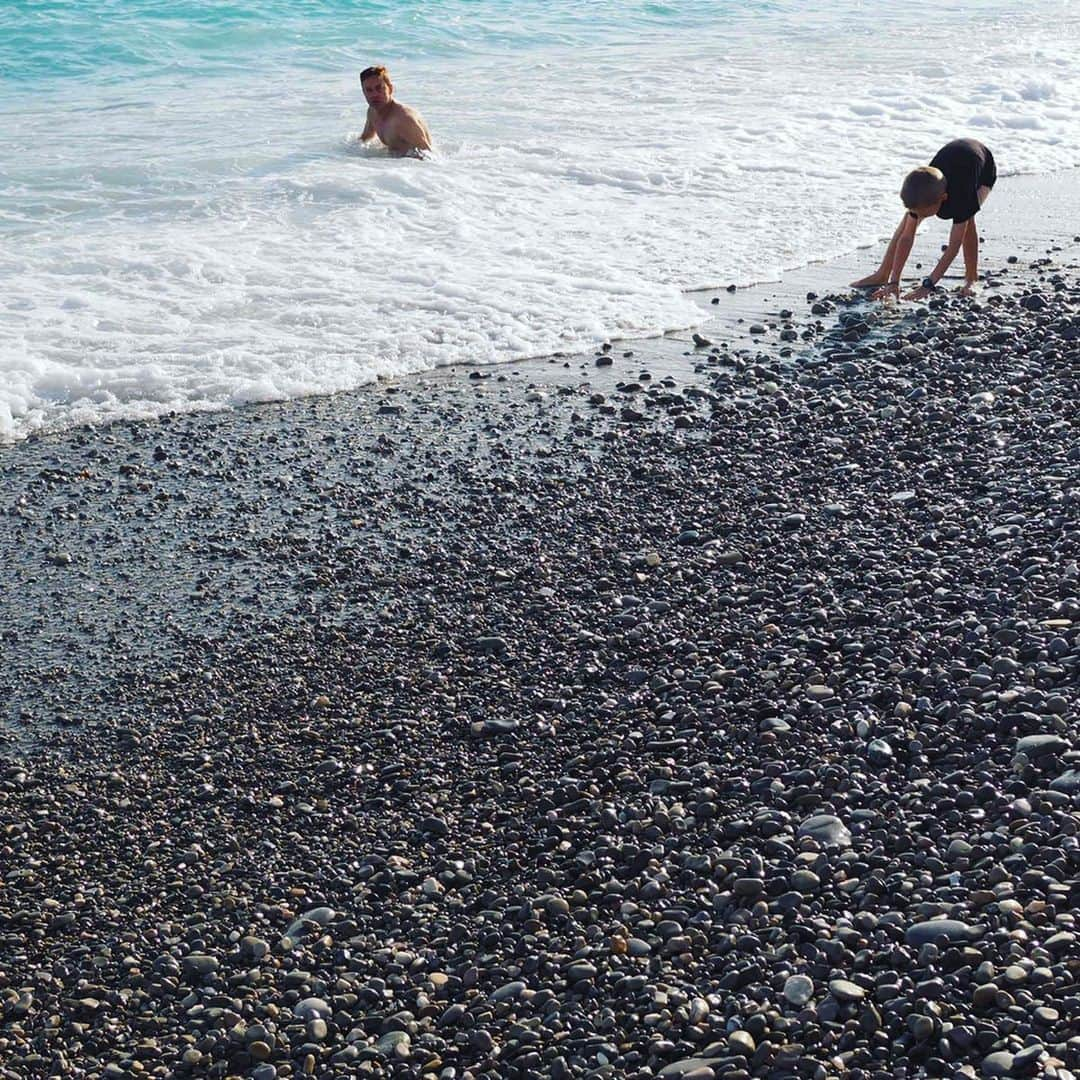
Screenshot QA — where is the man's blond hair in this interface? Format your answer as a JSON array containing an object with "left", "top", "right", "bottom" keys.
[
  {"left": 360, "top": 65, "right": 392, "bottom": 88},
  {"left": 901, "top": 166, "right": 946, "bottom": 211}
]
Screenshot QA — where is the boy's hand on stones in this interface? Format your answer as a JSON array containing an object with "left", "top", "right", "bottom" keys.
[{"left": 903, "top": 285, "right": 932, "bottom": 301}]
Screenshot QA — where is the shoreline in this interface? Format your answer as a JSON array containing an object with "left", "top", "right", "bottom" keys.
[
  {"left": 5, "top": 168, "right": 1079, "bottom": 450},
  {"left": 0, "top": 178, "right": 1078, "bottom": 1079}
]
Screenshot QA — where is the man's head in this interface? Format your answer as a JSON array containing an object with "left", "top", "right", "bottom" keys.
[
  {"left": 361, "top": 65, "right": 393, "bottom": 108},
  {"left": 901, "top": 166, "right": 947, "bottom": 220}
]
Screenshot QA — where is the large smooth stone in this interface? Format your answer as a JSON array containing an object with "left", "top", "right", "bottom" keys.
[
  {"left": 797, "top": 814, "right": 852, "bottom": 848},
  {"left": 905, "top": 919, "right": 982, "bottom": 947}
]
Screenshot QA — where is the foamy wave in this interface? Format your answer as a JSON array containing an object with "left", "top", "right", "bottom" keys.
[{"left": 1, "top": 0, "right": 1079, "bottom": 440}]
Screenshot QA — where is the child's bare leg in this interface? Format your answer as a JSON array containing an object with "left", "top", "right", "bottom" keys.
[
  {"left": 852, "top": 214, "right": 908, "bottom": 287},
  {"left": 959, "top": 218, "right": 978, "bottom": 295}
]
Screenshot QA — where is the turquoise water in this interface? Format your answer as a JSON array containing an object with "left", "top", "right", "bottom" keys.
[
  {"left": 2, "top": 1, "right": 1079, "bottom": 440},
  {"left": 2, "top": 1, "right": 751, "bottom": 82}
]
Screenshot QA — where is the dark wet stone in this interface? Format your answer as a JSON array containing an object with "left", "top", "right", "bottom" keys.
[
  {"left": 294, "top": 997, "right": 332, "bottom": 1025},
  {"left": 905, "top": 920, "right": 982, "bottom": 947},
  {"left": 181, "top": 954, "right": 219, "bottom": 977},
  {"left": 565, "top": 961, "right": 598, "bottom": 983},
  {"left": 797, "top": 814, "right": 852, "bottom": 847},
  {"left": 419, "top": 815, "right": 449, "bottom": 836},
  {"left": 866, "top": 738, "right": 894, "bottom": 765},
  {"left": 1015, "top": 734, "right": 1069, "bottom": 758},
  {"left": 981, "top": 1050, "right": 1015, "bottom": 1077},
  {"left": 734, "top": 877, "right": 765, "bottom": 898},
  {"left": 789, "top": 869, "right": 820, "bottom": 893},
  {"left": 479, "top": 717, "right": 519, "bottom": 735},
  {"left": 472, "top": 635, "right": 508, "bottom": 655},
  {"left": 1049, "top": 769, "right": 1080, "bottom": 793},
  {"left": 829, "top": 979, "right": 866, "bottom": 1002},
  {"left": 491, "top": 980, "right": 527, "bottom": 1002}
]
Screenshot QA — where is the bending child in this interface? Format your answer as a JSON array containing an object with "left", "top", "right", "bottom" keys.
[{"left": 853, "top": 138, "right": 997, "bottom": 301}]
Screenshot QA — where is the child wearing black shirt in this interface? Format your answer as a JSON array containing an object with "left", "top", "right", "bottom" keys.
[{"left": 853, "top": 138, "right": 997, "bottom": 300}]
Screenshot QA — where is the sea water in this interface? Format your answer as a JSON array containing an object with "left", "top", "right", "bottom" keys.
[{"left": 1, "top": 0, "right": 1078, "bottom": 440}]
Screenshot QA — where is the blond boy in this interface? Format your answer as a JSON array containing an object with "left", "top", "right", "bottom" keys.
[{"left": 853, "top": 138, "right": 997, "bottom": 301}]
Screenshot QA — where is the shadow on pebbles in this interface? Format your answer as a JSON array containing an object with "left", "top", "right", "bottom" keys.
[{"left": 1, "top": 257, "right": 1078, "bottom": 1079}]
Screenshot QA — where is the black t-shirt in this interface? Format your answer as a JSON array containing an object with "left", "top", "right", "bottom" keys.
[{"left": 931, "top": 139, "right": 996, "bottom": 224}]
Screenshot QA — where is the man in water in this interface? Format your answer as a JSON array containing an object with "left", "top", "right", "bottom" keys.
[{"left": 359, "top": 66, "right": 432, "bottom": 158}]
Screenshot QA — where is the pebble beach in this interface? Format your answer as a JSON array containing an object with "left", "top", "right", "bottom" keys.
[{"left": 2, "top": 229, "right": 1079, "bottom": 1079}]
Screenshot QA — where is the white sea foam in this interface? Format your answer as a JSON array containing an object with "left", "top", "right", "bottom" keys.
[{"left": 1, "top": 0, "right": 1079, "bottom": 440}]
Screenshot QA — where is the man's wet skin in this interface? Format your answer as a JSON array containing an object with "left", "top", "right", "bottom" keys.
[{"left": 360, "top": 69, "right": 432, "bottom": 158}]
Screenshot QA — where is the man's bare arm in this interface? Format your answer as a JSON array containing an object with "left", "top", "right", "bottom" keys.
[
  {"left": 395, "top": 109, "right": 432, "bottom": 154},
  {"left": 360, "top": 106, "right": 376, "bottom": 142}
]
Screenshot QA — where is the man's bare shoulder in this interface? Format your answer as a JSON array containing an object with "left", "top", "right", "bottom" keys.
[{"left": 392, "top": 101, "right": 427, "bottom": 124}]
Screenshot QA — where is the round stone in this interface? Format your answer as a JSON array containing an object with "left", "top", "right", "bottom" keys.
[
  {"left": 491, "top": 980, "right": 526, "bottom": 1002},
  {"left": 728, "top": 1030, "right": 755, "bottom": 1055},
  {"left": 734, "top": 877, "right": 765, "bottom": 897},
  {"left": 240, "top": 936, "right": 271, "bottom": 961},
  {"left": 285, "top": 906, "right": 336, "bottom": 938},
  {"left": 1049, "top": 769, "right": 1080, "bottom": 794},
  {"left": 376, "top": 1031, "right": 411, "bottom": 1054},
  {"left": 909, "top": 1014, "right": 935, "bottom": 1040},
  {"left": 790, "top": 869, "right": 820, "bottom": 893},
  {"left": 981, "top": 1051, "right": 1014, "bottom": 1077},
  {"left": 1013, "top": 1046, "right": 1044, "bottom": 1070},
  {"left": 1015, "top": 734, "right": 1068, "bottom": 757},
  {"left": 797, "top": 814, "right": 852, "bottom": 848},
  {"left": 783, "top": 975, "right": 815, "bottom": 1006},
  {"left": 293, "top": 997, "right": 331, "bottom": 1021},
  {"left": 904, "top": 919, "right": 979, "bottom": 947},
  {"left": 181, "top": 954, "right": 219, "bottom": 977},
  {"left": 566, "top": 961, "right": 597, "bottom": 982},
  {"left": 249, "top": 1041, "right": 273, "bottom": 1061},
  {"left": 829, "top": 978, "right": 865, "bottom": 1002},
  {"left": 866, "top": 738, "right": 894, "bottom": 765},
  {"left": 946, "top": 839, "right": 973, "bottom": 861}
]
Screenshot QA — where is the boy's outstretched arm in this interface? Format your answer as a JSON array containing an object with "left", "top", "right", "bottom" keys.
[
  {"left": 904, "top": 220, "right": 967, "bottom": 300},
  {"left": 871, "top": 214, "right": 918, "bottom": 300}
]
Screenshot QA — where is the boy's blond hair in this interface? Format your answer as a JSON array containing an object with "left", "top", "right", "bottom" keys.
[{"left": 901, "top": 166, "right": 946, "bottom": 211}]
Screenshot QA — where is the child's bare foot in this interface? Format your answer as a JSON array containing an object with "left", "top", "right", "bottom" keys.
[
  {"left": 851, "top": 273, "right": 888, "bottom": 288},
  {"left": 957, "top": 282, "right": 977, "bottom": 297}
]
